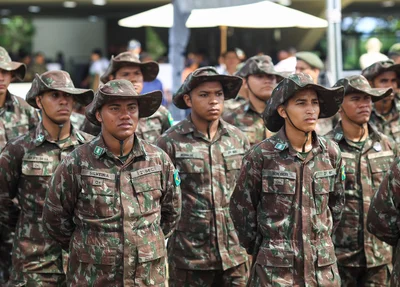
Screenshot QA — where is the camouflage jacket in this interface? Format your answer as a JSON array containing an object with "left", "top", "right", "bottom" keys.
[
  {"left": 0, "top": 124, "right": 92, "bottom": 278},
  {"left": 81, "top": 106, "right": 173, "bottom": 144},
  {"left": 223, "top": 94, "right": 247, "bottom": 113},
  {"left": 367, "top": 157, "right": 400, "bottom": 287},
  {"left": 223, "top": 101, "right": 274, "bottom": 145},
  {"left": 155, "top": 116, "right": 250, "bottom": 271},
  {"left": 0, "top": 91, "right": 39, "bottom": 150},
  {"left": 43, "top": 135, "right": 181, "bottom": 286},
  {"left": 326, "top": 123, "right": 396, "bottom": 268},
  {"left": 230, "top": 128, "right": 345, "bottom": 286},
  {"left": 369, "top": 96, "right": 400, "bottom": 149},
  {"left": 70, "top": 112, "right": 85, "bottom": 130}
]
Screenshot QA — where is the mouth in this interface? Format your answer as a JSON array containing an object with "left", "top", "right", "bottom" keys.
[
  {"left": 118, "top": 122, "right": 133, "bottom": 128},
  {"left": 358, "top": 110, "right": 370, "bottom": 115},
  {"left": 304, "top": 118, "right": 317, "bottom": 123},
  {"left": 58, "top": 109, "right": 70, "bottom": 113},
  {"left": 208, "top": 109, "right": 220, "bottom": 113}
]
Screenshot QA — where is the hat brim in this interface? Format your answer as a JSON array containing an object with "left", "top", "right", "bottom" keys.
[
  {"left": 264, "top": 82, "right": 344, "bottom": 132},
  {"left": 0, "top": 62, "right": 26, "bottom": 81},
  {"left": 100, "top": 60, "right": 159, "bottom": 83},
  {"left": 173, "top": 75, "right": 242, "bottom": 109},
  {"left": 26, "top": 74, "right": 94, "bottom": 109},
  {"left": 85, "top": 90, "right": 162, "bottom": 126},
  {"left": 345, "top": 86, "right": 393, "bottom": 103}
]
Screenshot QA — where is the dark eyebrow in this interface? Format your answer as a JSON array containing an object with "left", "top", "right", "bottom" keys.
[
  {"left": 107, "top": 103, "right": 121, "bottom": 107},
  {"left": 295, "top": 98, "right": 307, "bottom": 102}
]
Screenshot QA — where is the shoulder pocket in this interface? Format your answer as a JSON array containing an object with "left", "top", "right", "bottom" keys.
[
  {"left": 368, "top": 151, "right": 394, "bottom": 189},
  {"left": 313, "top": 169, "right": 336, "bottom": 215}
]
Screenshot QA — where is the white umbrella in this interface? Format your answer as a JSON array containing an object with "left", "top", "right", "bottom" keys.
[{"left": 119, "top": 1, "right": 328, "bottom": 29}]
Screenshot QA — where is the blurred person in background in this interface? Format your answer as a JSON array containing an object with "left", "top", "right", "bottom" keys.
[
  {"left": 28, "top": 52, "right": 47, "bottom": 77},
  {"left": 88, "top": 48, "right": 109, "bottom": 90},
  {"left": 127, "top": 38, "right": 142, "bottom": 57},
  {"left": 360, "top": 38, "right": 389, "bottom": 70},
  {"left": 388, "top": 43, "right": 400, "bottom": 65},
  {"left": 274, "top": 46, "right": 297, "bottom": 73}
]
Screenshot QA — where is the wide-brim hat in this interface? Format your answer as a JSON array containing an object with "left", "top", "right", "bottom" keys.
[
  {"left": 86, "top": 79, "right": 162, "bottom": 126},
  {"left": 100, "top": 51, "right": 159, "bottom": 83},
  {"left": 333, "top": 75, "right": 392, "bottom": 103},
  {"left": 0, "top": 46, "right": 26, "bottom": 81},
  {"left": 362, "top": 60, "right": 400, "bottom": 81},
  {"left": 263, "top": 73, "right": 344, "bottom": 132},
  {"left": 26, "top": 70, "right": 94, "bottom": 109},
  {"left": 296, "top": 51, "right": 324, "bottom": 70},
  {"left": 173, "top": 66, "right": 242, "bottom": 109},
  {"left": 236, "top": 55, "right": 285, "bottom": 82}
]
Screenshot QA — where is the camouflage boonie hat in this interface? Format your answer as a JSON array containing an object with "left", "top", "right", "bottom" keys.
[
  {"left": 235, "top": 55, "right": 284, "bottom": 81},
  {"left": 100, "top": 51, "right": 159, "bottom": 83},
  {"left": 389, "top": 43, "right": 400, "bottom": 57},
  {"left": 263, "top": 73, "right": 344, "bottom": 132},
  {"left": 26, "top": 70, "right": 94, "bottom": 109},
  {"left": 361, "top": 60, "right": 400, "bottom": 81},
  {"left": 333, "top": 75, "right": 392, "bottom": 103},
  {"left": 86, "top": 79, "right": 162, "bottom": 126},
  {"left": 296, "top": 51, "right": 324, "bottom": 70},
  {"left": 174, "top": 66, "right": 242, "bottom": 109},
  {"left": 0, "top": 46, "right": 26, "bottom": 81}
]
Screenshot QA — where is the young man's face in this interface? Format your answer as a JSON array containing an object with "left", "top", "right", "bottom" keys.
[
  {"left": 372, "top": 71, "right": 398, "bottom": 90},
  {"left": 96, "top": 98, "right": 139, "bottom": 141},
  {"left": 183, "top": 81, "right": 224, "bottom": 122},
  {"left": 279, "top": 89, "right": 320, "bottom": 132},
  {"left": 246, "top": 74, "right": 276, "bottom": 101},
  {"left": 114, "top": 66, "right": 144, "bottom": 94},
  {"left": 295, "top": 60, "right": 319, "bottom": 84},
  {"left": 224, "top": 51, "right": 240, "bottom": 71},
  {"left": 340, "top": 93, "right": 372, "bottom": 125},
  {"left": 0, "top": 69, "right": 13, "bottom": 97},
  {"left": 36, "top": 90, "right": 74, "bottom": 125}
]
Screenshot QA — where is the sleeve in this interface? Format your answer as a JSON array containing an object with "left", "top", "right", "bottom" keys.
[
  {"left": 43, "top": 155, "right": 79, "bottom": 250},
  {"left": 0, "top": 141, "right": 23, "bottom": 229},
  {"left": 367, "top": 158, "right": 400, "bottom": 246},
  {"left": 161, "top": 109, "right": 173, "bottom": 134},
  {"left": 28, "top": 107, "right": 40, "bottom": 130},
  {"left": 329, "top": 145, "right": 345, "bottom": 232},
  {"left": 159, "top": 151, "right": 181, "bottom": 238},
  {"left": 229, "top": 148, "right": 262, "bottom": 254}
]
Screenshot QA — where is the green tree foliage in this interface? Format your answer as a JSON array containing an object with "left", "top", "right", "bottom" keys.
[{"left": 0, "top": 16, "right": 35, "bottom": 54}]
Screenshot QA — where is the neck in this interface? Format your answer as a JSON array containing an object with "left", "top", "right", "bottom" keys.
[
  {"left": 341, "top": 119, "right": 368, "bottom": 142},
  {"left": 248, "top": 92, "right": 267, "bottom": 114},
  {"left": 102, "top": 131, "right": 134, "bottom": 157},
  {"left": 226, "top": 66, "right": 236, "bottom": 75},
  {"left": 42, "top": 116, "right": 71, "bottom": 141},
  {"left": 190, "top": 113, "right": 219, "bottom": 140},
  {"left": 0, "top": 91, "right": 7, "bottom": 108},
  {"left": 285, "top": 123, "right": 313, "bottom": 152}
]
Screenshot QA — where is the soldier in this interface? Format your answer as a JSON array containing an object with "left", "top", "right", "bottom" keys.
[
  {"left": 81, "top": 51, "right": 173, "bottom": 143},
  {"left": 223, "top": 55, "right": 282, "bottom": 145},
  {"left": 156, "top": 67, "right": 250, "bottom": 286},
  {"left": 43, "top": 79, "right": 181, "bottom": 286},
  {"left": 326, "top": 75, "right": 395, "bottom": 286},
  {"left": 230, "top": 73, "right": 346, "bottom": 286},
  {"left": 0, "top": 46, "right": 40, "bottom": 284},
  {"left": 0, "top": 70, "right": 94, "bottom": 286},
  {"left": 367, "top": 155, "right": 400, "bottom": 287},
  {"left": 362, "top": 60, "right": 400, "bottom": 148}
]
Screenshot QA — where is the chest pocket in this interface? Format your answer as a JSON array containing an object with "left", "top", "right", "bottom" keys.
[
  {"left": 4, "top": 113, "right": 29, "bottom": 140},
  {"left": 368, "top": 150, "right": 394, "bottom": 189},
  {"left": 313, "top": 169, "right": 336, "bottom": 215},
  {"left": 175, "top": 152, "right": 204, "bottom": 174},
  {"left": 262, "top": 170, "right": 296, "bottom": 215},
  {"left": 80, "top": 169, "right": 116, "bottom": 218},
  {"left": 341, "top": 152, "right": 360, "bottom": 198},
  {"left": 223, "top": 149, "right": 244, "bottom": 192},
  {"left": 131, "top": 166, "right": 163, "bottom": 214},
  {"left": 22, "top": 155, "right": 55, "bottom": 176}
]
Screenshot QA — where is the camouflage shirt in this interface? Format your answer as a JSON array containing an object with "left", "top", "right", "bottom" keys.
[
  {"left": 0, "top": 91, "right": 39, "bottom": 150},
  {"left": 326, "top": 122, "right": 396, "bottom": 268},
  {"left": 70, "top": 112, "right": 85, "bottom": 130},
  {"left": 155, "top": 116, "right": 250, "bottom": 271},
  {"left": 223, "top": 101, "right": 274, "bottom": 145},
  {"left": 367, "top": 157, "right": 400, "bottom": 287},
  {"left": 230, "top": 128, "right": 345, "bottom": 286},
  {"left": 0, "top": 123, "right": 92, "bottom": 279},
  {"left": 81, "top": 106, "right": 173, "bottom": 144},
  {"left": 223, "top": 94, "right": 248, "bottom": 113},
  {"left": 369, "top": 96, "right": 400, "bottom": 149},
  {"left": 43, "top": 135, "right": 181, "bottom": 286}
]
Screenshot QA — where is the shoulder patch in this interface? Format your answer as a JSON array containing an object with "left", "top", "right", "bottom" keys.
[
  {"left": 167, "top": 112, "right": 174, "bottom": 126},
  {"left": 174, "top": 169, "right": 181, "bottom": 186},
  {"left": 274, "top": 143, "right": 286, "bottom": 151},
  {"left": 94, "top": 146, "right": 104, "bottom": 156},
  {"left": 334, "top": 133, "right": 343, "bottom": 141},
  {"left": 341, "top": 165, "right": 346, "bottom": 181},
  {"left": 76, "top": 132, "right": 85, "bottom": 143}
]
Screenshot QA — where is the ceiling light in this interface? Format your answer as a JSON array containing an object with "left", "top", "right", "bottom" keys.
[
  {"left": 92, "top": 0, "right": 106, "bottom": 6},
  {"left": 63, "top": 1, "right": 77, "bottom": 8},
  {"left": 382, "top": 1, "right": 395, "bottom": 7},
  {"left": 88, "top": 16, "right": 98, "bottom": 22},
  {"left": 28, "top": 6, "right": 41, "bottom": 13}
]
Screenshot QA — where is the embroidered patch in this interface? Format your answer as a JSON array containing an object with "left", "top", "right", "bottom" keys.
[
  {"left": 168, "top": 112, "right": 174, "bottom": 126},
  {"left": 36, "top": 134, "right": 45, "bottom": 142},
  {"left": 341, "top": 165, "right": 346, "bottom": 181},
  {"left": 274, "top": 143, "right": 286, "bottom": 151},
  {"left": 373, "top": 142, "right": 382, "bottom": 152},
  {"left": 94, "top": 146, "right": 104, "bottom": 156},
  {"left": 174, "top": 169, "right": 181, "bottom": 187},
  {"left": 334, "top": 133, "right": 343, "bottom": 141}
]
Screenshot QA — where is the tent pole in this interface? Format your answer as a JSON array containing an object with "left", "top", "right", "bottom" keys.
[{"left": 220, "top": 26, "right": 228, "bottom": 54}]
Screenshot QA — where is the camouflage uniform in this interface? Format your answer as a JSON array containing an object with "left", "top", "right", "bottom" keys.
[
  {"left": 0, "top": 46, "right": 39, "bottom": 284},
  {"left": 230, "top": 73, "right": 345, "bottom": 286},
  {"left": 159, "top": 67, "right": 249, "bottom": 286},
  {"left": 43, "top": 79, "right": 181, "bottom": 287},
  {"left": 362, "top": 60, "right": 400, "bottom": 148},
  {"left": 222, "top": 94, "right": 247, "bottom": 114},
  {"left": 327, "top": 123, "right": 395, "bottom": 285},
  {"left": 223, "top": 55, "right": 282, "bottom": 145},
  {"left": 69, "top": 112, "right": 85, "bottom": 130},
  {"left": 367, "top": 157, "right": 400, "bottom": 287}
]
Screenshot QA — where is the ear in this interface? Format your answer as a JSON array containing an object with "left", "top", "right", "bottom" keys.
[
  {"left": 109, "top": 74, "right": 115, "bottom": 81},
  {"left": 183, "top": 94, "right": 192, "bottom": 108},
  {"left": 95, "top": 110, "right": 103, "bottom": 123},
  {"left": 35, "top": 96, "right": 43, "bottom": 109},
  {"left": 277, "top": 105, "right": 287, "bottom": 119}
]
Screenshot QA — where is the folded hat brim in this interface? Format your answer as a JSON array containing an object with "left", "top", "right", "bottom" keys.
[
  {"left": 345, "top": 86, "right": 393, "bottom": 103},
  {"left": 0, "top": 62, "right": 26, "bottom": 81},
  {"left": 100, "top": 60, "right": 159, "bottom": 83}
]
